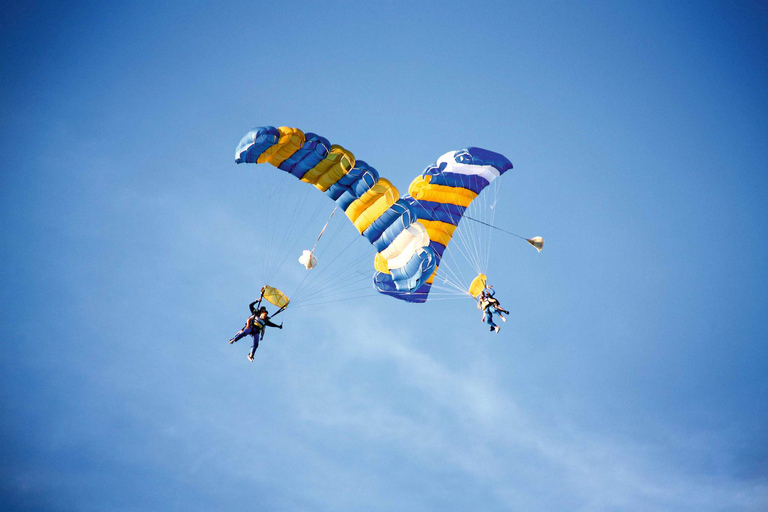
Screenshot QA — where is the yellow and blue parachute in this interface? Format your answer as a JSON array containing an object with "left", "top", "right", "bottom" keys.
[{"left": 235, "top": 126, "right": 512, "bottom": 303}]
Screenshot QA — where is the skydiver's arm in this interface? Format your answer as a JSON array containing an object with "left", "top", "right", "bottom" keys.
[
  {"left": 263, "top": 318, "right": 281, "bottom": 328},
  {"left": 249, "top": 301, "right": 259, "bottom": 315}
]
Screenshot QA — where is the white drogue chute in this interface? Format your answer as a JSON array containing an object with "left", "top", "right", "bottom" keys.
[
  {"left": 298, "top": 250, "right": 318, "bottom": 270},
  {"left": 526, "top": 236, "right": 544, "bottom": 252}
]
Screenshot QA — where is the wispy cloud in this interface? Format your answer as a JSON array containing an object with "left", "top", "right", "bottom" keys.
[{"left": 272, "top": 309, "right": 768, "bottom": 511}]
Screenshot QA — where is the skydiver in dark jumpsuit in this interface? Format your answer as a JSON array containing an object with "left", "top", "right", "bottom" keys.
[{"left": 229, "top": 301, "right": 283, "bottom": 361}]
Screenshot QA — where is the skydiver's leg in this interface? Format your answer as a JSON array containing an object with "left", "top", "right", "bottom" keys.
[
  {"left": 492, "top": 306, "right": 507, "bottom": 322},
  {"left": 230, "top": 325, "right": 254, "bottom": 344},
  {"left": 484, "top": 310, "right": 497, "bottom": 331},
  {"left": 248, "top": 334, "right": 259, "bottom": 361}
]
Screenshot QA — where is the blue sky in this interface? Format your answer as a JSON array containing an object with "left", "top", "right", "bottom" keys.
[{"left": 2, "top": 1, "right": 767, "bottom": 510}]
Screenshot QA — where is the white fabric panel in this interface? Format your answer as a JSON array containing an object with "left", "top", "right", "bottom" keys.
[
  {"left": 436, "top": 151, "right": 501, "bottom": 183},
  {"left": 380, "top": 223, "right": 430, "bottom": 269}
]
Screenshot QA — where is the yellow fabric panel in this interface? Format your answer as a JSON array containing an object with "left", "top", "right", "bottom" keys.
[
  {"left": 468, "top": 274, "right": 487, "bottom": 298},
  {"left": 345, "top": 178, "right": 398, "bottom": 226},
  {"left": 261, "top": 285, "right": 290, "bottom": 309},
  {"left": 374, "top": 253, "right": 390, "bottom": 273},
  {"left": 408, "top": 174, "right": 432, "bottom": 196},
  {"left": 257, "top": 127, "right": 304, "bottom": 166},
  {"left": 418, "top": 219, "right": 456, "bottom": 247},
  {"left": 408, "top": 175, "right": 477, "bottom": 207},
  {"left": 353, "top": 183, "right": 400, "bottom": 233},
  {"left": 301, "top": 145, "right": 355, "bottom": 186},
  {"left": 314, "top": 149, "right": 355, "bottom": 192}
]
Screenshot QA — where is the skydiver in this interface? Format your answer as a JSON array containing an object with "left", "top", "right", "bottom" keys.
[
  {"left": 229, "top": 301, "right": 283, "bottom": 361},
  {"left": 484, "top": 286, "right": 510, "bottom": 317},
  {"left": 478, "top": 288, "right": 507, "bottom": 333}
]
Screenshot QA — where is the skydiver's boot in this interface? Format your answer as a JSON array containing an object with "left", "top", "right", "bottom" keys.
[
  {"left": 247, "top": 352, "right": 254, "bottom": 362},
  {"left": 494, "top": 326, "right": 501, "bottom": 333}
]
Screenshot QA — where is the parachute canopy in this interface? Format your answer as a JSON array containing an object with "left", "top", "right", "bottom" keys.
[
  {"left": 261, "top": 285, "right": 290, "bottom": 309},
  {"left": 527, "top": 236, "right": 544, "bottom": 252},
  {"left": 374, "top": 148, "right": 513, "bottom": 302},
  {"left": 237, "top": 127, "right": 513, "bottom": 303},
  {"left": 468, "top": 274, "right": 488, "bottom": 298}
]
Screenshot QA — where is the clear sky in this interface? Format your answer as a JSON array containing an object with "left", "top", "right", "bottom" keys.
[{"left": 2, "top": 1, "right": 767, "bottom": 510}]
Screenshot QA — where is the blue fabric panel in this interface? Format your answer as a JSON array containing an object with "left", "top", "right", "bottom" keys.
[
  {"left": 277, "top": 132, "right": 328, "bottom": 177},
  {"left": 387, "top": 247, "right": 437, "bottom": 291},
  {"left": 334, "top": 162, "right": 382, "bottom": 211},
  {"left": 362, "top": 200, "right": 410, "bottom": 245},
  {"left": 373, "top": 273, "right": 431, "bottom": 303},
  {"left": 235, "top": 126, "right": 279, "bottom": 164},
  {"left": 325, "top": 161, "right": 375, "bottom": 201},
  {"left": 429, "top": 240, "right": 447, "bottom": 260},
  {"left": 351, "top": 162, "right": 379, "bottom": 197},
  {"left": 282, "top": 133, "right": 330, "bottom": 179},
  {"left": 455, "top": 147, "right": 513, "bottom": 174},
  {"left": 336, "top": 190, "right": 358, "bottom": 212},
  {"left": 410, "top": 199, "right": 466, "bottom": 225},
  {"left": 425, "top": 170, "right": 491, "bottom": 194},
  {"left": 370, "top": 207, "right": 415, "bottom": 252},
  {"left": 325, "top": 180, "right": 350, "bottom": 201}
]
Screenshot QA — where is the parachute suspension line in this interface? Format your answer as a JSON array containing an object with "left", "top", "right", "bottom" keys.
[
  {"left": 288, "top": 226, "right": 374, "bottom": 306},
  {"left": 407, "top": 194, "right": 477, "bottom": 295},
  {"left": 295, "top": 251, "right": 369, "bottom": 305},
  {"left": 258, "top": 173, "right": 279, "bottom": 285},
  {"left": 483, "top": 178, "right": 501, "bottom": 272},
  {"left": 310, "top": 206, "right": 338, "bottom": 254},
  {"left": 299, "top": 248, "right": 374, "bottom": 303},
  {"left": 261, "top": 173, "right": 303, "bottom": 285},
  {"left": 435, "top": 175, "right": 483, "bottom": 282},
  {"left": 269, "top": 184, "right": 327, "bottom": 285},
  {"left": 288, "top": 217, "right": 348, "bottom": 304},
  {"left": 448, "top": 172, "right": 484, "bottom": 275},
  {"left": 460, "top": 213, "right": 541, "bottom": 246},
  {"left": 288, "top": 290, "right": 377, "bottom": 310}
]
